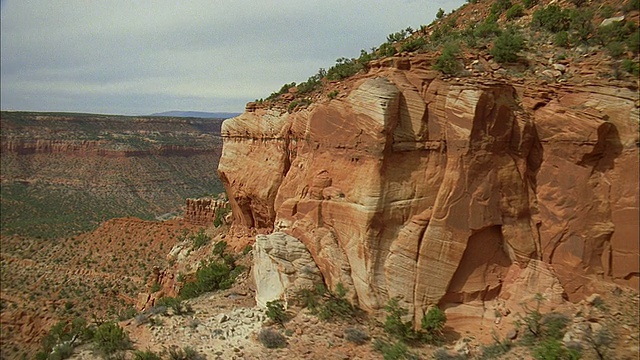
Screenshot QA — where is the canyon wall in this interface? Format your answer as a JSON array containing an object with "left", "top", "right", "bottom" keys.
[
  {"left": 0, "top": 112, "right": 226, "bottom": 238},
  {"left": 218, "top": 56, "right": 639, "bottom": 321}
]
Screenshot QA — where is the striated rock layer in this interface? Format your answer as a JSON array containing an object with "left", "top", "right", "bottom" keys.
[{"left": 218, "top": 59, "right": 639, "bottom": 322}]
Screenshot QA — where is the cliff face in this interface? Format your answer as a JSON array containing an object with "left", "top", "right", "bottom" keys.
[{"left": 218, "top": 57, "right": 639, "bottom": 321}]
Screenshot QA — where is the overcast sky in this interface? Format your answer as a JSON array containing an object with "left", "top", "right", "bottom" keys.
[{"left": 1, "top": 0, "right": 465, "bottom": 115}]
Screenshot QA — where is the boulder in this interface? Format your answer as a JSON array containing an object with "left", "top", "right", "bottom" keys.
[{"left": 253, "top": 232, "right": 323, "bottom": 307}]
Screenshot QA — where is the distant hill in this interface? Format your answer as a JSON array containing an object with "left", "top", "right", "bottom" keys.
[
  {"left": 149, "top": 111, "right": 241, "bottom": 119},
  {"left": 1, "top": 111, "right": 225, "bottom": 238}
]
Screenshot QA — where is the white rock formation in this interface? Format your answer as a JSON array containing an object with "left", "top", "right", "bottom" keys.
[{"left": 253, "top": 232, "right": 323, "bottom": 308}]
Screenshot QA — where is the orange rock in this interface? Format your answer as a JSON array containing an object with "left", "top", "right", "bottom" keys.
[{"left": 218, "top": 68, "right": 639, "bottom": 323}]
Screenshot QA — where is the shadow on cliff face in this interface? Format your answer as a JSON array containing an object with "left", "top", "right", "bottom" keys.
[
  {"left": 440, "top": 225, "right": 512, "bottom": 304},
  {"left": 577, "top": 121, "right": 623, "bottom": 173}
]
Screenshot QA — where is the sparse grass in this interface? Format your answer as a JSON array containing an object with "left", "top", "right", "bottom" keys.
[{"left": 164, "top": 345, "right": 205, "bottom": 360}]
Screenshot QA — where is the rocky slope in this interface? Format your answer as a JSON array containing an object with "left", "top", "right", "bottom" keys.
[
  {"left": 0, "top": 111, "right": 226, "bottom": 238},
  {"left": 219, "top": 22, "right": 638, "bottom": 330}
]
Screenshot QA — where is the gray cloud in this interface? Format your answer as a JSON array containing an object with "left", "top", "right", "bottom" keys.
[{"left": 1, "top": 0, "right": 465, "bottom": 114}]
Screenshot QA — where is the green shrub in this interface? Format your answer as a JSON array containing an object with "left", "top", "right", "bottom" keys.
[
  {"left": 327, "top": 90, "right": 339, "bottom": 99},
  {"left": 387, "top": 29, "right": 409, "bottom": 43},
  {"left": 531, "top": 5, "right": 571, "bottom": 33},
  {"left": 596, "top": 20, "right": 635, "bottom": 46},
  {"left": 624, "top": 0, "right": 640, "bottom": 11},
  {"left": 491, "top": 28, "right": 525, "bottom": 63},
  {"left": 287, "top": 98, "right": 312, "bottom": 112},
  {"left": 523, "top": 0, "right": 537, "bottom": 9},
  {"left": 213, "top": 206, "right": 229, "bottom": 227},
  {"left": 93, "top": 322, "right": 131, "bottom": 356},
  {"left": 165, "top": 345, "right": 205, "bottom": 360},
  {"left": 149, "top": 281, "right": 161, "bottom": 293},
  {"left": 372, "top": 338, "right": 415, "bottom": 360},
  {"left": 383, "top": 298, "right": 419, "bottom": 342},
  {"left": 491, "top": 0, "right": 513, "bottom": 15},
  {"left": 212, "top": 240, "right": 227, "bottom": 257},
  {"left": 317, "top": 283, "right": 355, "bottom": 320},
  {"left": 38, "top": 317, "right": 94, "bottom": 358},
  {"left": 401, "top": 37, "right": 427, "bottom": 52},
  {"left": 326, "top": 57, "right": 364, "bottom": 81},
  {"left": 258, "top": 328, "right": 287, "bottom": 348},
  {"left": 600, "top": 5, "right": 615, "bottom": 18},
  {"left": 242, "top": 244, "right": 252, "bottom": 255},
  {"left": 266, "top": 82, "right": 296, "bottom": 101},
  {"left": 294, "top": 283, "right": 356, "bottom": 321},
  {"left": 133, "top": 349, "right": 162, "bottom": 360},
  {"left": 47, "top": 343, "right": 74, "bottom": 360},
  {"left": 156, "top": 296, "right": 191, "bottom": 315},
  {"left": 179, "top": 259, "right": 242, "bottom": 299},
  {"left": 516, "top": 295, "right": 580, "bottom": 358},
  {"left": 191, "top": 229, "right": 210, "bottom": 249},
  {"left": 297, "top": 68, "right": 326, "bottom": 94},
  {"left": 421, "top": 306, "right": 447, "bottom": 343},
  {"left": 627, "top": 28, "right": 640, "bottom": 54},
  {"left": 436, "top": 8, "right": 445, "bottom": 19},
  {"left": 294, "top": 284, "right": 324, "bottom": 311},
  {"left": 622, "top": 59, "right": 640, "bottom": 76},
  {"left": 434, "top": 42, "right": 462, "bottom": 75},
  {"left": 606, "top": 41, "right": 626, "bottom": 57},
  {"left": 378, "top": 42, "right": 398, "bottom": 57},
  {"left": 506, "top": 4, "right": 524, "bottom": 20},
  {"left": 533, "top": 338, "right": 581, "bottom": 360},
  {"left": 344, "top": 328, "right": 370, "bottom": 345},
  {"left": 474, "top": 14, "right": 502, "bottom": 39},
  {"left": 569, "top": 9, "right": 594, "bottom": 44},
  {"left": 117, "top": 305, "right": 137, "bottom": 321},
  {"left": 479, "top": 339, "right": 512, "bottom": 359},
  {"left": 554, "top": 31, "right": 570, "bottom": 47},
  {"left": 540, "top": 312, "right": 570, "bottom": 340},
  {"left": 265, "top": 300, "right": 287, "bottom": 325}
]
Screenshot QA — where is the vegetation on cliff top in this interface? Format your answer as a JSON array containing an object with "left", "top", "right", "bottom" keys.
[{"left": 258, "top": 0, "right": 639, "bottom": 112}]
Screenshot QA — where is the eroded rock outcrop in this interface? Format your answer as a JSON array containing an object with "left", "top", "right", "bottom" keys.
[
  {"left": 184, "top": 196, "right": 230, "bottom": 226},
  {"left": 253, "top": 232, "right": 323, "bottom": 307},
  {"left": 218, "top": 61, "right": 639, "bottom": 322}
]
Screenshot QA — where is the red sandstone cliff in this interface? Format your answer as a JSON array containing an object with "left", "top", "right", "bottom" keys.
[{"left": 218, "top": 55, "right": 639, "bottom": 322}]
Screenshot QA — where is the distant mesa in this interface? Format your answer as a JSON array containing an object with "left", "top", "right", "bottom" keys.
[{"left": 149, "top": 111, "right": 241, "bottom": 119}]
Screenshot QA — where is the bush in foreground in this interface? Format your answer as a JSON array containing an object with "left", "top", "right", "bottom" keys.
[
  {"left": 265, "top": 299, "right": 287, "bottom": 325},
  {"left": 491, "top": 28, "right": 525, "bottom": 63},
  {"left": 344, "top": 328, "right": 370, "bottom": 345},
  {"left": 258, "top": 327, "right": 287, "bottom": 349},
  {"left": 93, "top": 322, "right": 131, "bottom": 357}
]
